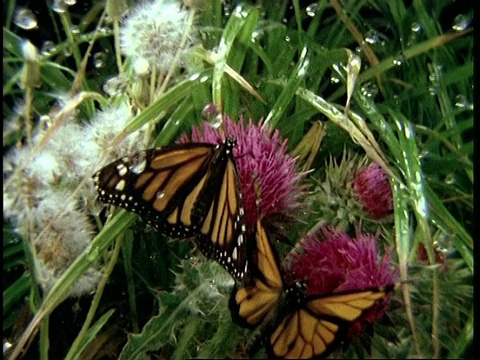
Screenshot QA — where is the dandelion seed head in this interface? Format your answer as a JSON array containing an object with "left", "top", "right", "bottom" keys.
[
  {"left": 85, "top": 101, "right": 146, "bottom": 162},
  {"left": 133, "top": 57, "right": 150, "bottom": 76},
  {"left": 37, "top": 261, "right": 101, "bottom": 297},
  {"left": 120, "top": 0, "right": 196, "bottom": 72}
]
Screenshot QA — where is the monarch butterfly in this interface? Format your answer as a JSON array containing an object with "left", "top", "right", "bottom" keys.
[
  {"left": 93, "top": 138, "right": 250, "bottom": 284},
  {"left": 230, "top": 219, "right": 396, "bottom": 359}
]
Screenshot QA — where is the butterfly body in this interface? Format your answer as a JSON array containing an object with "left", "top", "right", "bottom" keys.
[{"left": 93, "top": 138, "right": 250, "bottom": 285}]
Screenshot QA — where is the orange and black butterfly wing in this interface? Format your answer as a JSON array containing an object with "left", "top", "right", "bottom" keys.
[
  {"left": 193, "top": 139, "right": 250, "bottom": 284},
  {"left": 266, "top": 286, "right": 396, "bottom": 359},
  {"left": 93, "top": 138, "right": 251, "bottom": 285},
  {"left": 93, "top": 142, "right": 218, "bottom": 238},
  {"left": 229, "top": 219, "right": 283, "bottom": 327}
]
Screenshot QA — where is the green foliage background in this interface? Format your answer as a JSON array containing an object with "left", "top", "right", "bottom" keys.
[{"left": 3, "top": 0, "right": 473, "bottom": 359}]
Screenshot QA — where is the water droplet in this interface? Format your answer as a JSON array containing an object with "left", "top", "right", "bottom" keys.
[
  {"left": 156, "top": 191, "right": 165, "bottom": 199},
  {"left": 38, "top": 115, "right": 52, "bottom": 130},
  {"left": 306, "top": 3, "right": 318, "bottom": 17},
  {"left": 71, "top": 25, "right": 80, "bottom": 34},
  {"left": 434, "top": 233, "right": 454, "bottom": 254},
  {"left": 63, "top": 46, "right": 73, "bottom": 57},
  {"left": 428, "top": 86, "right": 438, "bottom": 96},
  {"left": 202, "top": 104, "right": 219, "bottom": 119},
  {"left": 444, "top": 173, "right": 455, "bottom": 185},
  {"left": 392, "top": 53, "right": 405, "bottom": 66},
  {"left": 454, "top": 94, "right": 469, "bottom": 109},
  {"left": 103, "top": 75, "right": 127, "bottom": 96},
  {"left": 64, "top": 0, "right": 77, "bottom": 5},
  {"left": 41, "top": 41, "right": 56, "bottom": 55},
  {"left": 411, "top": 22, "right": 422, "bottom": 32},
  {"left": 330, "top": 76, "right": 340, "bottom": 84},
  {"left": 360, "top": 81, "right": 379, "bottom": 98},
  {"left": 3, "top": 340, "right": 13, "bottom": 353},
  {"left": 189, "top": 73, "right": 200, "bottom": 81},
  {"left": 52, "top": 0, "right": 68, "bottom": 13},
  {"left": 285, "top": 36, "right": 291, "bottom": 42},
  {"left": 209, "top": 115, "right": 223, "bottom": 129},
  {"left": 452, "top": 14, "right": 471, "bottom": 31},
  {"left": 364, "top": 30, "right": 385, "bottom": 47},
  {"left": 93, "top": 52, "right": 107, "bottom": 68},
  {"left": 14, "top": 8, "right": 38, "bottom": 30}
]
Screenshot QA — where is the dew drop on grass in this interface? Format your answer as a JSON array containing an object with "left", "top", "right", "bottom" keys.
[
  {"left": 306, "top": 3, "right": 318, "bottom": 17},
  {"left": 444, "top": 173, "right": 455, "bottom": 185},
  {"left": 14, "top": 7, "right": 38, "bottom": 30},
  {"left": 209, "top": 115, "right": 223, "bottom": 129},
  {"left": 52, "top": 0, "right": 68, "bottom": 13},
  {"left": 63, "top": 46, "right": 73, "bottom": 57},
  {"left": 3, "top": 340, "right": 13, "bottom": 353},
  {"left": 39, "top": 115, "right": 52, "bottom": 130},
  {"left": 360, "top": 81, "right": 378, "bottom": 98},
  {"left": 411, "top": 22, "right": 422, "bottom": 32},
  {"left": 93, "top": 52, "right": 107, "bottom": 68},
  {"left": 452, "top": 14, "right": 471, "bottom": 31},
  {"left": 428, "top": 86, "right": 439, "bottom": 96},
  {"left": 330, "top": 76, "right": 340, "bottom": 84},
  {"left": 364, "top": 30, "right": 385, "bottom": 47},
  {"left": 103, "top": 76, "right": 126, "bottom": 96},
  {"left": 189, "top": 73, "right": 200, "bottom": 81},
  {"left": 41, "top": 41, "right": 56, "bottom": 55},
  {"left": 392, "top": 53, "right": 405, "bottom": 66},
  {"left": 454, "top": 94, "right": 470, "bottom": 109}
]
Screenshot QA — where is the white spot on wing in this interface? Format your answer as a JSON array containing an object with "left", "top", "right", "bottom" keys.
[{"left": 115, "top": 179, "right": 126, "bottom": 191}]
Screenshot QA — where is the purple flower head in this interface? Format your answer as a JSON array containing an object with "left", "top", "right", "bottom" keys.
[
  {"left": 352, "top": 162, "right": 393, "bottom": 218},
  {"left": 284, "top": 228, "right": 398, "bottom": 339},
  {"left": 179, "top": 115, "right": 304, "bottom": 232}
]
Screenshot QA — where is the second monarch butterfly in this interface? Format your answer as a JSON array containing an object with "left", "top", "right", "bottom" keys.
[
  {"left": 230, "top": 219, "right": 396, "bottom": 359},
  {"left": 93, "top": 138, "right": 250, "bottom": 285}
]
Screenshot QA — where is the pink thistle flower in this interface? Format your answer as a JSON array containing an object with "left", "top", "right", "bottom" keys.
[
  {"left": 285, "top": 228, "right": 398, "bottom": 340},
  {"left": 179, "top": 115, "right": 304, "bottom": 232},
  {"left": 352, "top": 162, "right": 394, "bottom": 218}
]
